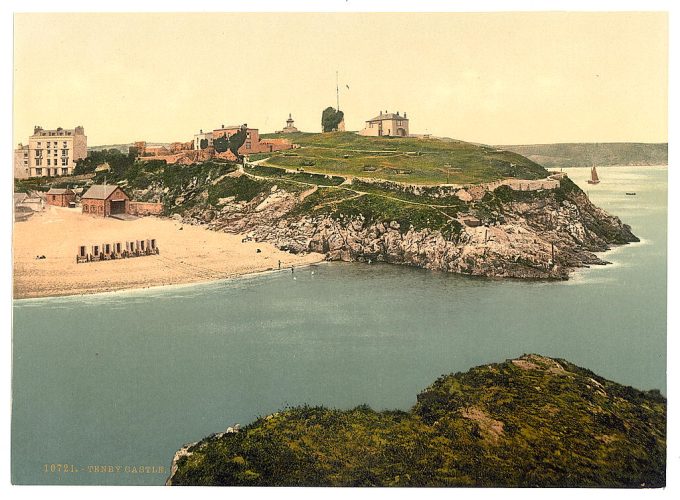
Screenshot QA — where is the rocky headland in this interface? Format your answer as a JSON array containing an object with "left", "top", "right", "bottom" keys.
[{"left": 169, "top": 170, "right": 638, "bottom": 280}]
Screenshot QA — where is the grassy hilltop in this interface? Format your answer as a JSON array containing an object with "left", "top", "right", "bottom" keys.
[
  {"left": 15, "top": 132, "right": 630, "bottom": 272},
  {"left": 14, "top": 134, "right": 555, "bottom": 242},
  {"left": 168, "top": 354, "right": 665, "bottom": 487},
  {"left": 259, "top": 132, "right": 547, "bottom": 185}
]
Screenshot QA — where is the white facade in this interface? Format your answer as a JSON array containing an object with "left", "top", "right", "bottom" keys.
[
  {"left": 26, "top": 126, "right": 87, "bottom": 177},
  {"left": 359, "top": 111, "right": 409, "bottom": 137},
  {"left": 193, "top": 130, "right": 213, "bottom": 150}
]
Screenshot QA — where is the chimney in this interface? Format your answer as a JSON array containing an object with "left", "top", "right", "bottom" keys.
[
  {"left": 380, "top": 111, "right": 382, "bottom": 116},
  {"left": 397, "top": 111, "right": 400, "bottom": 116},
  {"left": 34, "top": 125, "right": 42, "bottom": 134},
  {"left": 221, "top": 124, "right": 224, "bottom": 129},
  {"left": 404, "top": 112, "right": 407, "bottom": 119},
  {"left": 200, "top": 129, "right": 203, "bottom": 133}
]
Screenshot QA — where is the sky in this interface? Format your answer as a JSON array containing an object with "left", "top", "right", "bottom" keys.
[{"left": 13, "top": 12, "right": 668, "bottom": 146}]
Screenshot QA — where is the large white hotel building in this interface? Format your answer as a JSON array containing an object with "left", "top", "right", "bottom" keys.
[{"left": 14, "top": 125, "right": 87, "bottom": 178}]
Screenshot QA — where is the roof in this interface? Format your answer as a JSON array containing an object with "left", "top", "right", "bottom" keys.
[
  {"left": 82, "top": 184, "right": 124, "bottom": 200},
  {"left": 46, "top": 188, "right": 74, "bottom": 195},
  {"left": 366, "top": 113, "right": 409, "bottom": 122},
  {"left": 213, "top": 125, "right": 256, "bottom": 132},
  {"left": 31, "top": 128, "right": 79, "bottom": 137}
]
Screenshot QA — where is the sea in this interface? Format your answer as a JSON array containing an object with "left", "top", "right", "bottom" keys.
[{"left": 11, "top": 165, "right": 667, "bottom": 485}]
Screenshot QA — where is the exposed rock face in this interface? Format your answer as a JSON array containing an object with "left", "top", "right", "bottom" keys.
[{"left": 175, "top": 181, "right": 637, "bottom": 280}]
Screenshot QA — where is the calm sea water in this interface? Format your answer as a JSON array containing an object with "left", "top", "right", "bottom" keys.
[{"left": 11, "top": 165, "right": 667, "bottom": 485}]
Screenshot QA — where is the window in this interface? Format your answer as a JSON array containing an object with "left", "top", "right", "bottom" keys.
[
  {"left": 37, "top": 142, "right": 41, "bottom": 146},
  {"left": 62, "top": 149, "right": 68, "bottom": 156},
  {"left": 54, "top": 150, "right": 58, "bottom": 156},
  {"left": 47, "top": 159, "right": 51, "bottom": 166},
  {"left": 35, "top": 168, "right": 42, "bottom": 175},
  {"left": 84, "top": 205, "right": 88, "bottom": 213},
  {"left": 62, "top": 168, "right": 68, "bottom": 175},
  {"left": 36, "top": 158, "right": 42, "bottom": 166},
  {"left": 61, "top": 157, "right": 68, "bottom": 166},
  {"left": 35, "top": 150, "right": 42, "bottom": 157},
  {"left": 245, "top": 142, "right": 251, "bottom": 149}
]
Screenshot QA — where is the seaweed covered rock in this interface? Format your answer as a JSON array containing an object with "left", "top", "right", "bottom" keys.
[{"left": 167, "top": 355, "right": 665, "bottom": 487}]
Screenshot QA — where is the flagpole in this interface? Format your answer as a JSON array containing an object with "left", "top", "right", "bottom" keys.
[{"left": 336, "top": 70, "right": 340, "bottom": 111}]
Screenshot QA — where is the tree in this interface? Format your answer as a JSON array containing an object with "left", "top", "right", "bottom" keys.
[
  {"left": 213, "top": 135, "right": 229, "bottom": 154},
  {"left": 321, "top": 107, "right": 344, "bottom": 133},
  {"left": 227, "top": 126, "right": 248, "bottom": 160},
  {"left": 213, "top": 125, "right": 249, "bottom": 162},
  {"left": 200, "top": 138, "right": 209, "bottom": 150}
]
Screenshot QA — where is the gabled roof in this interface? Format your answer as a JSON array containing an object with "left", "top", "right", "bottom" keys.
[
  {"left": 82, "top": 184, "right": 124, "bottom": 200},
  {"left": 46, "top": 188, "right": 74, "bottom": 195},
  {"left": 366, "top": 113, "right": 408, "bottom": 122}
]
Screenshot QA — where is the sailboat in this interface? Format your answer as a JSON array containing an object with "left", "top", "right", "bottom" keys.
[{"left": 587, "top": 166, "right": 600, "bottom": 185}]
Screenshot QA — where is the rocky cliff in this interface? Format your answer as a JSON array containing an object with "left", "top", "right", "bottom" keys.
[
  {"left": 171, "top": 173, "right": 637, "bottom": 280},
  {"left": 167, "top": 354, "right": 666, "bottom": 487}
]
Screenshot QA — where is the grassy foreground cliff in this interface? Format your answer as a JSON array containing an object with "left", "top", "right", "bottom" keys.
[{"left": 167, "top": 354, "right": 665, "bottom": 487}]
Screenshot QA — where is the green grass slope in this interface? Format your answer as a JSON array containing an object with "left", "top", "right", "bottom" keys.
[
  {"left": 260, "top": 132, "right": 548, "bottom": 185},
  {"left": 169, "top": 354, "right": 665, "bottom": 487}
]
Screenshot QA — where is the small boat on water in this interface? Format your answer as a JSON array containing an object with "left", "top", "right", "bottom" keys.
[
  {"left": 626, "top": 192, "right": 637, "bottom": 196},
  {"left": 587, "top": 166, "right": 600, "bottom": 185}
]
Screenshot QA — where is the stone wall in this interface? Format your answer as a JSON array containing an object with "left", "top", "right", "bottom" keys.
[{"left": 129, "top": 201, "right": 164, "bottom": 216}]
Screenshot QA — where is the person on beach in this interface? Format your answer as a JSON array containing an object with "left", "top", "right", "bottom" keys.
[
  {"left": 278, "top": 260, "right": 281, "bottom": 270},
  {"left": 291, "top": 265, "right": 295, "bottom": 274}
]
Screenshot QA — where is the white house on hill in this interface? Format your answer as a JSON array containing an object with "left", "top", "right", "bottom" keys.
[{"left": 358, "top": 111, "right": 409, "bottom": 137}]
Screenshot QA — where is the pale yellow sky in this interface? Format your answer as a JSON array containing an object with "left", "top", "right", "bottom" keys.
[{"left": 13, "top": 12, "right": 667, "bottom": 146}]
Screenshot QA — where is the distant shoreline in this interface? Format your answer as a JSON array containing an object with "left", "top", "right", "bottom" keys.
[{"left": 549, "top": 164, "right": 668, "bottom": 169}]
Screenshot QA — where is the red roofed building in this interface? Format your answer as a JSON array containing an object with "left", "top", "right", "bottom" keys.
[
  {"left": 46, "top": 188, "right": 76, "bottom": 207},
  {"left": 81, "top": 184, "right": 130, "bottom": 217}
]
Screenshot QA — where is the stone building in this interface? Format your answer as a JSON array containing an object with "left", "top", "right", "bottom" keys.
[
  {"left": 212, "top": 125, "right": 261, "bottom": 156},
  {"left": 259, "top": 138, "right": 294, "bottom": 153},
  {"left": 359, "top": 111, "right": 409, "bottom": 137},
  {"left": 14, "top": 143, "right": 30, "bottom": 179},
  {"left": 279, "top": 114, "right": 299, "bottom": 133},
  {"left": 81, "top": 185, "right": 130, "bottom": 217},
  {"left": 21, "top": 126, "right": 87, "bottom": 177},
  {"left": 46, "top": 188, "right": 76, "bottom": 207}
]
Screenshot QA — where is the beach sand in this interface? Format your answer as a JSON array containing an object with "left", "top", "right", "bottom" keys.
[{"left": 13, "top": 206, "right": 324, "bottom": 299}]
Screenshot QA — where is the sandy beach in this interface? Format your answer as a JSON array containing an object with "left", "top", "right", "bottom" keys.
[{"left": 12, "top": 206, "right": 324, "bottom": 299}]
